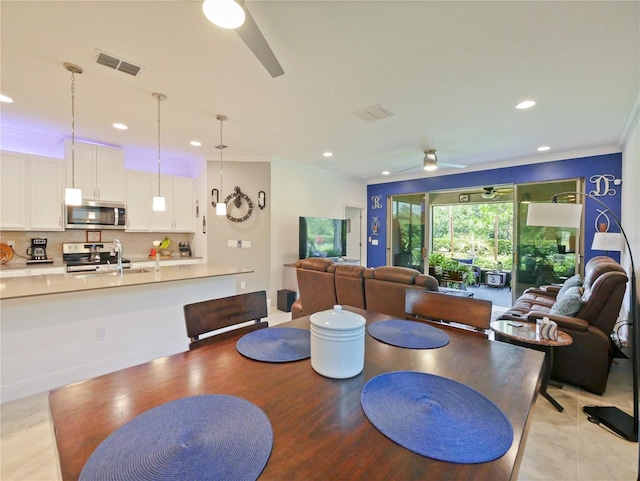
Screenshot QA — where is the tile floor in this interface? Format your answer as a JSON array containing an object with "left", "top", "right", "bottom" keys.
[{"left": 1, "top": 307, "right": 638, "bottom": 481}]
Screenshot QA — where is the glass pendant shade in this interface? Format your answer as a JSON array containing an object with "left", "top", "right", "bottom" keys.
[
  {"left": 65, "top": 187, "right": 82, "bottom": 206},
  {"left": 202, "top": 0, "right": 245, "bottom": 29},
  {"left": 216, "top": 202, "right": 227, "bottom": 216},
  {"left": 153, "top": 196, "right": 166, "bottom": 212}
]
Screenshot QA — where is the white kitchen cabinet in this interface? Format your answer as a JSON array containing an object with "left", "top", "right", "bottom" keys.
[
  {"left": 150, "top": 175, "right": 195, "bottom": 232},
  {"left": 66, "top": 141, "right": 125, "bottom": 202},
  {"left": 0, "top": 151, "right": 64, "bottom": 231},
  {"left": 29, "top": 155, "right": 64, "bottom": 230},
  {"left": 125, "top": 171, "right": 152, "bottom": 231},
  {"left": 0, "top": 151, "right": 28, "bottom": 230}
]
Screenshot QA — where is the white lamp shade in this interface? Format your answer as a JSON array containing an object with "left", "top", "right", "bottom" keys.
[
  {"left": 526, "top": 203, "right": 582, "bottom": 228},
  {"left": 64, "top": 187, "right": 82, "bottom": 206},
  {"left": 202, "top": 0, "right": 245, "bottom": 29},
  {"left": 216, "top": 202, "right": 227, "bottom": 216},
  {"left": 423, "top": 164, "right": 438, "bottom": 171},
  {"left": 591, "top": 232, "right": 623, "bottom": 252},
  {"left": 152, "top": 196, "right": 166, "bottom": 212}
]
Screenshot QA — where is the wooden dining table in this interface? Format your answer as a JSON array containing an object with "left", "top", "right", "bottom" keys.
[{"left": 49, "top": 307, "right": 545, "bottom": 481}]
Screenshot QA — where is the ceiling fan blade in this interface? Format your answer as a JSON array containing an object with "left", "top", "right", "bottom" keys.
[
  {"left": 397, "top": 163, "right": 423, "bottom": 173},
  {"left": 439, "top": 162, "right": 467, "bottom": 169},
  {"left": 236, "top": 5, "right": 284, "bottom": 78}
]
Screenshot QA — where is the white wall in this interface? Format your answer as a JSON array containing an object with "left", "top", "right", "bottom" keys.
[{"left": 270, "top": 160, "right": 367, "bottom": 303}]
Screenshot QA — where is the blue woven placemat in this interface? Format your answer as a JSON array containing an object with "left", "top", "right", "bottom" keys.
[
  {"left": 79, "top": 395, "right": 273, "bottom": 481},
  {"left": 361, "top": 371, "right": 513, "bottom": 464},
  {"left": 367, "top": 319, "right": 450, "bottom": 349},
  {"left": 236, "top": 327, "right": 310, "bottom": 362}
]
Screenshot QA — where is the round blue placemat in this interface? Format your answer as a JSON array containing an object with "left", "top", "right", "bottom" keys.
[
  {"left": 236, "top": 327, "right": 310, "bottom": 362},
  {"left": 361, "top": 371, "right": 513, "bottom": 464},
  {"left": 367, "top": 319, "right": 450, "bottom": 349},
  {"left": 79, "top": 395, "right": 273, "bottom": 481}
]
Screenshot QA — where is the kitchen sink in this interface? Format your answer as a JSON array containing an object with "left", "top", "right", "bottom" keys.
[{"left": 72, "top": 268, "right": 152, "bottom": 279}]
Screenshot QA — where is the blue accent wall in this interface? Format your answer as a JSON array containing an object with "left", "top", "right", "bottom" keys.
[{"left": 366, "top": 153, "right": 623, "bottom": 267}]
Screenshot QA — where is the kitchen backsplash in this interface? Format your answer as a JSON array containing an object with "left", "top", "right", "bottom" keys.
[{"left": 0, "top": 231, "right": 195, "bottom": 262}]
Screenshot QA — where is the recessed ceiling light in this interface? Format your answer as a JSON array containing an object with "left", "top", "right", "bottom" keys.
[
  {"left": 382, "top": 171, "right": 390, "bottom": 175},
  {"left": 113, "top": 123, "right": 128, "bottom": 130},
  {"left": 537, "top": 146, "right": 550, "bottom": 152},
  {"left": 323, "top": 152, "right": 333, "bottom": 157},
  {"left": 0, "top": 94, "right": 14, "bottom": 103},
  {"left": 190, "top": 141, "right": 202, "bottom": 147},
  {"left": 516, "top": 100, "right": 536, "bottom": 109}
]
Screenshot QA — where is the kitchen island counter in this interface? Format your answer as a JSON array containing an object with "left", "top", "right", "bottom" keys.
[
  {"left": 1, "top": 264, "right": 253, "bottom": 402},
  {"left": 1, "top": 263, "right": 250, "bottom": 300}
]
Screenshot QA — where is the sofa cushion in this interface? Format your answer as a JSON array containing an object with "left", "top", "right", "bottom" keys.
[
  {"left": 556, "top": 274, "right": 582, "bottom": 300},
  {"left": 550, "top": 286, "right": 583, "bottom": 316},
  {"left": 295, "top": 258, "right": 334, "bottom": 272},
  {"left": 369, "top": 266, "right": 420, "bottom": 284}
]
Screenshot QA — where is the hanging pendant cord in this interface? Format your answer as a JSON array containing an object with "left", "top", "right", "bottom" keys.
[
  {"left": 157, "top": 95, "right": 161, "bottom": 196},
  {"left": 70, "top": 70, "right": 76, "bottom": 189}
]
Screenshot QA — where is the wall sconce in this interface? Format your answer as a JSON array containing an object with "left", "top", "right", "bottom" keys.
[
  {"left": 258, "top": 190, "right": 266, "bottom": 209},
  {"left": 211, "top": 188, "right": 220, "bottom": 207}
]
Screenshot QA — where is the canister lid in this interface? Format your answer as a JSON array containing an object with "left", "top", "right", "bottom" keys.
[{"left": 310, "top": 305, "right": 366, "bottom": 330}]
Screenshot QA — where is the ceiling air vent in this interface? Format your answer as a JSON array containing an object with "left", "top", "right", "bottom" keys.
[
  {"left": 353, "top": 104, "right": 394, "bottom": 123},
  {"left": 95, "top": 50, "right": 142, "bottom": 77}
]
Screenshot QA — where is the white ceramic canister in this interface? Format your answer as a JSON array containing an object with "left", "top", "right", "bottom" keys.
[{"left": 309, "top": 305, "right": 366, "bottom": 379}]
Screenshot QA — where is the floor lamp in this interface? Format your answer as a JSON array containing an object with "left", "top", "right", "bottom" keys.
[{"left": 527, "top": 193, "right": 638, "bottom": 449}]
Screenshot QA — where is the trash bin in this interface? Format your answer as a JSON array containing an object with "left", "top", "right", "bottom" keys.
[{"left": 277, "top": 289, "right": 296, "bottom": 312}]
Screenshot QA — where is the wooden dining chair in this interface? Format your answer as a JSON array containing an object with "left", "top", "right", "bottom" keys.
[
  {"left": 405, "top": 289, "right": 493, "bottom": 337},
  {"left": 184, "top": 290, "right": 269, "bottom": 349}
]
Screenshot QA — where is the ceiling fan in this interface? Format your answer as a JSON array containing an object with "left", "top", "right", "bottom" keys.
[
  {"left": 397, "top": 150, "right": 467, "bottom": 173},
  {"left": 202, "top": 0, "right": 284, "bottom": 78},
  {"left": 480, "top": 187, "right": 512, "bottom": 200}
]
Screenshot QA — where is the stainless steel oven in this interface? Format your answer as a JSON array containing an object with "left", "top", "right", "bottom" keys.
[{"left": 65, "top": 201, "right": 126, "bottom": 230}]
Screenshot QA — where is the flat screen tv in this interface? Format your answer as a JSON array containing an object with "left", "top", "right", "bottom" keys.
[{"left": 299, "top": 216, "right": 347, "bottom": 260}]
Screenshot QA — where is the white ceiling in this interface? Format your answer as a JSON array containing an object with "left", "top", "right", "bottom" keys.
[{"left": 1, "top": 1, "right": 638, "bottom": 182}]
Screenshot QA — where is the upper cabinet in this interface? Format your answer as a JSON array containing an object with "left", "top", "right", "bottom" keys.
[
  {"left": 66, "top": 141, "right": 125, "bottom": 202},
  {"left": 125, "top": 170, "right": 152, "bottom": 231},
  {"left": 0, "top": 151, "right": 28, "bottom": 229},
  {"left": 150, "top": 174, "right": 195, "bottom": 232},
  {"left": 29, "top": 155, "right": 64, "bottom": 230},
  {"left": 0, "top": 151, "right": 64, "bottom": 231}
]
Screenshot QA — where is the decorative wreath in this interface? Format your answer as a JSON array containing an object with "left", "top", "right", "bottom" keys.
[{"left": 223, "top": 186, "right": 254, "bottom": 223}]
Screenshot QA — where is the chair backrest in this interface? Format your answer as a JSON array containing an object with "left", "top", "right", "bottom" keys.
[
  {"left": 184, "top": 290, "right": 268, "bottom": 349},
  {"left": 405, "top": 289, "right": 493, "bottom": 336}
]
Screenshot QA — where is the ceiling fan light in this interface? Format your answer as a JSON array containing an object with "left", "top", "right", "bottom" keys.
[
  {"left": 202, "top": 0, "right": 245, "bottom": 29},
  {"left": 423, "top": 149, "right": 438, "bottom": 171}
]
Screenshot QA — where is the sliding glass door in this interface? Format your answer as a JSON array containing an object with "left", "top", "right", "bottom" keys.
[
  {"left": 389, "top": 194, "right": 426, "bottom": 273},
  {"left": 513, "top": 179, "right": 582, "bottom": 298}
]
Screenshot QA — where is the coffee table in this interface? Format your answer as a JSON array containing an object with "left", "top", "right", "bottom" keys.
[{"left": 491, "top": 320, "right": 573, "bottom": 412}]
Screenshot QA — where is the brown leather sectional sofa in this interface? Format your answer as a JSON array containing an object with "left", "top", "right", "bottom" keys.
[
  {"left": 497, "top": 256, "right": 628, "bottom": 394},
  {"left": 291, "top": 258, "right": 441, "bottom": 320}
]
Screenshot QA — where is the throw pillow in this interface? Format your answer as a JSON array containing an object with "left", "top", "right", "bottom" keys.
[
  {"left": 550, "top": 286, "right": 583, "bottom": 316},
  {"left": 556, "top": 274, "right": 582, "bottom": 300}
]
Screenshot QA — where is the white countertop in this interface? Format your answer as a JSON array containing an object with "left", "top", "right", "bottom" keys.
[{"left": 0, "top": 264, "right": 252, "bottom": 300}]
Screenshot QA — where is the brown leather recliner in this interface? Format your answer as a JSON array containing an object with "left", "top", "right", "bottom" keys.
[{"left": 498, "top": 256, "right": 628, "bottom": 394}]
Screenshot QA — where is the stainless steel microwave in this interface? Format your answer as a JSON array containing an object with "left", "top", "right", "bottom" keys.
[{"left": 65, "top": 201, "right": 126, "bottom": 230}]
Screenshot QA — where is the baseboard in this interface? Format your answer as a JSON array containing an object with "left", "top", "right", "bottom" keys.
[{"left": 0, "top": 340, "right": 188, "bottom": 404}]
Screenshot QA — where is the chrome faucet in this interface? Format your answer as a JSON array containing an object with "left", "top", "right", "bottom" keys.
[{"left": 112, "top": 239, "right": 123, "bottom": 275}]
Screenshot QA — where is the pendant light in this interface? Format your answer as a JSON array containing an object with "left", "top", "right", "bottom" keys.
[
  {"left": 64, "top": 62, "right": 83, "bottom": 206},
  {"left": 152, "top": 92, "right": 166, "bottom": 212},
  {"left": 202, "top": 0, "right": 245, "bottom": 29},
  {"left": 215, "top": 114, "right": 228, "bottom": 216}
]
